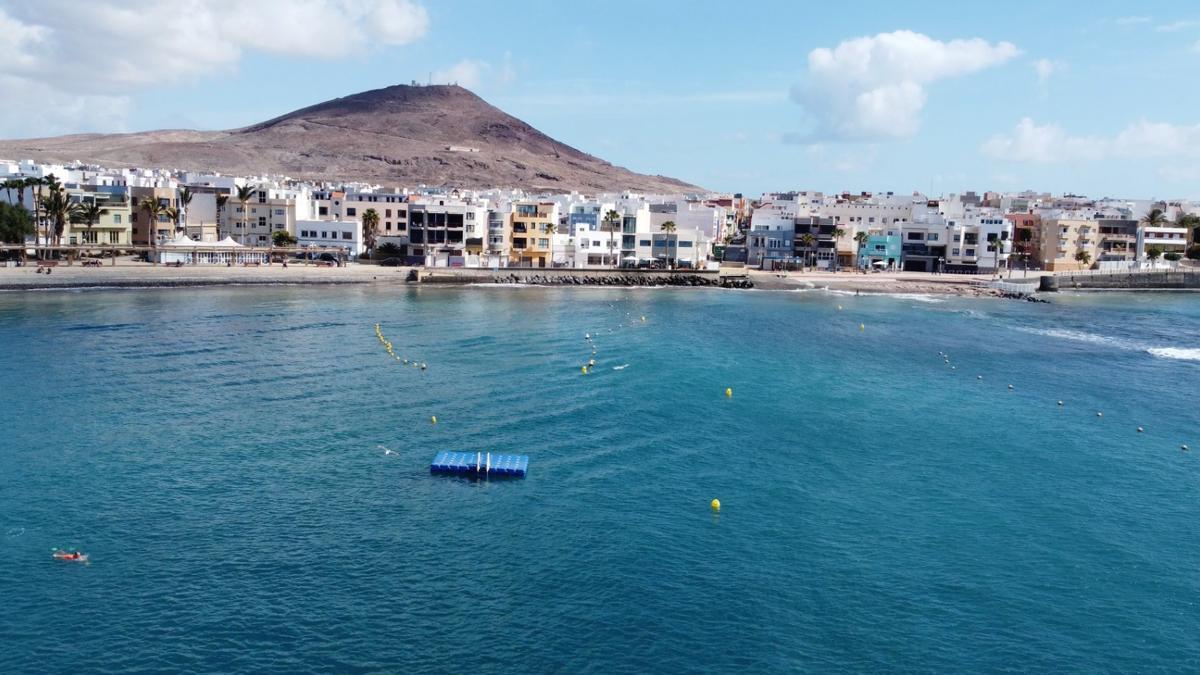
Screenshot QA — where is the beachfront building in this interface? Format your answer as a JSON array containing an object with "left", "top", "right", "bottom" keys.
[
  {"left": 1137, "top": 224, "right": 1188, "bottom": 262},
  {"left": 63, "top": 189, "right": 133, "bottom": 248},
  {"left": 1005, "top": 213, "right": 1041, "bottom": 269},
  {"left": 296, "top": 219, "right": 363, "bottom": 257},
  {"left": 793, "top": 216, "right": 840, "bottom": 270},
  {"left": 945, "top": 214, "right": 1011, "bottom": 272},
  {"left": 223, "top": 185, "right": 314, "bottom": 246},
  {"left": 856, "top": 227, "right": 902, "bottom": 270},
  {"left": 509, "top": 200, "right": 560, "bottom": 267},
  {"left": 1095, "top": 218, "right": 1139, "bottom": 266},
  {"left": 1036, "top": 213, "right": 1097, "bottom": 271},
  {"left": 746, "top": 217, "right": 795, "bottom": 268},
  {"left": 129, "top": 187, "right": 177, "bottom": 246},
  {"left": 155, "top": 235, "right": 269, "bottom": 265},
  {"left": 408, "top": 197, "right": 490, "bottom": 267},
  {"left": 898, "top": 202, "right": 949, "bottom": 272}
]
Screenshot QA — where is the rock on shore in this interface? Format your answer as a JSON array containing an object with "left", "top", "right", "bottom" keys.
[{"left": 484, "top": 273, "right": 753, "bottom": 289}]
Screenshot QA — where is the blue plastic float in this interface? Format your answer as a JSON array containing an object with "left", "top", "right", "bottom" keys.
[{"left": 430, "top": 451, "right": 529, "bottom": 478}]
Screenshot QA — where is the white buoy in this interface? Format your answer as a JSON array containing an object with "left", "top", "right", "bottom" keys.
[
  {"left": 977, "top": 375, "right": 983, "bottom": 380},
  {"left": 1008, "top": 384, "right": 1014, "bottom": 390},
  {"left": 1183, "top": 444, "right": 1190, "bottom": 452},
  {"left": 1057, "top": 400, "right": 1064, "bottom": 406},
  {"left": 1137, "top": 427, "right": 1144, "bottom": 433},
  {"left": 1096, "top": 412, "right": 1103, "bottom": 417}
]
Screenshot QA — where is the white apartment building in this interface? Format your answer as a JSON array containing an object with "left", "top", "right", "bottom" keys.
[
  {"left": 1137, "top": 225, "right": 1188, "bottom": 261},
  {"left": 296, "top": 219, "right": 363, "bottom": 257}
]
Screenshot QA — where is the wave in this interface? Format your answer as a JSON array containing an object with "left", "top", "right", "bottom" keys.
[
  {"left": 1146, "top": 347, "right": 1200, "bottom": 362},
  {"left": 1016, "top": 326, "right": 1200, "bottom": 362}
]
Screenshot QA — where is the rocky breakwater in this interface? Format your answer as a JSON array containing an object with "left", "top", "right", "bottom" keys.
[{"left": 485, "top": 272, "right": 754, "bottom": 289}]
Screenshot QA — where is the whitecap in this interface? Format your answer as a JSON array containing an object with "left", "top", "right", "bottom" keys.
[{"left": 1146, "top": 347, "right": 1200, "bottom": 362}]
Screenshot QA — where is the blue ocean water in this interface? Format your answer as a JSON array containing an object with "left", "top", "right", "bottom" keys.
[{"left": 2, "top": 286, "right": 1199, "bottom": 672}]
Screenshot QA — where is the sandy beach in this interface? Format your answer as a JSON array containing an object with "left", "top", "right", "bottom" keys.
[
  {"left": 745, "top": 269, "right": 1037, "bottom": 297},
  {"left": 0, "top": 259, "right": 1038, "bottom": 296}
]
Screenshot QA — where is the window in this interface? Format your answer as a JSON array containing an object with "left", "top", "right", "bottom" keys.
[
  {"left": 965, "top": 248, "right": 975, "bottom": 257},
  {"left": 112, "top": 214, "right": 122, "bottom": 223},
  {"left": 538, "top": 238, "right": 549, "bottom": 248},
  {"left": 109, "top": 231, "right": 120, "bottom": 244},
  {"left": 385, "top": 222, "right": 392, "bottom": 231},
  {"left": 953, "top": 234, "right": 961, "bottom": 242},
  {"left": 927, "top": 233, "right": 939, "bottom": 241},
  {"left": 274, "top": 209, "right": 284, "bottom": 216},
  {"left": 258, "top": 217, "right": 267, "bottom": 229},
  {"left": 257, "top": 192, "right": 266, "bottom": 203},
  {"left": 319, "top": 206, "right": 328, "bottom": 216},
  {"left": 347, "top": 207, "right": 357, "bottom": 216},
  {"left": 321, "top": 232, "right": 327, "bottom": 239},
  {"left": 236, "top": 207, "right": 244, "bottom": 214},
  {"left": 680, "top": 241, "right": 692, "bottom": 247},
  {"left": 907, "top": 232, "right": 923, "bottom": 240},
  {"left": 466, "top": 212, "right": 474, "bottom": 220},
  {"left": 385, "top": 209, "right": 392, "bottom": 218},
  {"left": 952, "top": 248, "right": 960, "bottom": 255},
  {"left": 342, "top": 232, "right": 352, "bottom": 240}
]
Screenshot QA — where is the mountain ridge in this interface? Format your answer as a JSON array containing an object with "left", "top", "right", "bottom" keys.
[{"left": 0, "top": 84, "right": 700, "bottom": 193}]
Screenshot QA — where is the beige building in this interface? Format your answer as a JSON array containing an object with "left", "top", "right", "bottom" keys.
[
  {"left": 129, "top": 186, "right": 177, "bottom": 246},
  {"left": 65, "top": 190, "right": 133, "bottom": 248},
  {"left": 1038, "top": 217, "right": 1098, "bottom": 271}
]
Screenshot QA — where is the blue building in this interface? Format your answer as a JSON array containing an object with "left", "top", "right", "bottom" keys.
[{"left": 857, "top": 231, "right": 902, "bottom": 269}]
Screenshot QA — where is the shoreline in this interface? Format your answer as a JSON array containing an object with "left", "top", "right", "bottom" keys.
[{"left": 0, "top": 264, "right": 1053, "bottom": 297}]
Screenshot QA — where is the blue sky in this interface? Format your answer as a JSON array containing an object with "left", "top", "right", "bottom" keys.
[{"left": 3, "top": 0, "right": 1200, "bottom": 197}]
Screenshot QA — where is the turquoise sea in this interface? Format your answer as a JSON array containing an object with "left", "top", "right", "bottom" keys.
[{"left": 2, "top": 285, "right": 1199, "bottom": 672}]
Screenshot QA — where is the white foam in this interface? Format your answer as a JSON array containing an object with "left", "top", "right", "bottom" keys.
[{"left": 1146, "top": 347, "right": 1200, "bottom": 362}]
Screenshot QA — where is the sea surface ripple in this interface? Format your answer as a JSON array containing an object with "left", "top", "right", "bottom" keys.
[{"left": 1, "top": 286, "right": 1199, "bottom": 672}]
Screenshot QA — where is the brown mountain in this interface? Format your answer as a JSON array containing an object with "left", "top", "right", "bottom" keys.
[{"left": 0, "top": 84, "right": 699, "bottom": 193}]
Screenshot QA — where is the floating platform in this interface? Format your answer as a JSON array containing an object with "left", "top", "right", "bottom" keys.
[{"left": 430, "top": 452, "right": 528, "bottom": 478}]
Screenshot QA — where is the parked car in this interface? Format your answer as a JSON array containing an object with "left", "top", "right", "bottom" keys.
[{"left": 378, "top": 257, "right": 403, "bottom": 267}]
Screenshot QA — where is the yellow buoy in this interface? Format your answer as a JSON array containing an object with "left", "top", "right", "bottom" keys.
[
  {"left": 581, "top": 366, "right": 587, "bottom": 374},
  {"left": 431, "top": 415, "right": 437, "bottom": 424},
  {"left": 859, "top": 323, "right": 865, "bottom": 332},
  {"left": 725, "top": 387, "right": 732, "bottom": 397},
  {"left": 711, "top": 498, "right": 721, "bottom": 512}
]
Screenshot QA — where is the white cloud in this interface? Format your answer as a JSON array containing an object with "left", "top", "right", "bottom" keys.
[
  {"left": 1033, "top": 58, "right": 1057, "bottom": 84},
  {"left": 981, "top": 118, "right": 1200, "bottom": 162},
  {"left": 432, "top": 60, "right": 489, "bottom": 88},
  {"left": 432, "top": 53, "right": 519, "bottom": 90},
  {"left": 790, "top": 30, "right": 1020, "bottom": 141},
  {"left": 0, "top": 0, "right": 430, "bottom": 137},
  {"left": 1115, "top": 16, "right": 1153, "bottom": 25},
  {"left": 1157, "top": 19, "right": 1200, "bottom": 32}
]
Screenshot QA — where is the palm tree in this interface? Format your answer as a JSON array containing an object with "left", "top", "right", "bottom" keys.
[
  {"left": 1140, "top": 208, "right": 1167, "bottom": 229},
  {"left": 361, "top": 207, "right": 380, "bottom": 257},
  {"left": 215, "top": 194, "right": 228, "bottom": 238},
  {"left": 139, "top": 198, "right": 165, "bottom": 251},
  {"left": 39, "top": 186, "right": 72, "bottom": 255},
  {"left": 70, "top": 201, "right": 109, "bottom": 249},
  {"left": 163, "top": 206, "right": 180, "bottom": 237},
  {"left": 2, "top": 178, "right": 20, "bottom": 204},
  {"left": 1146, "top": 246, "right": 1163, "bottom": 262},
  {"left": 1074, "top": 250, "right": 1091, "bottom": 269},
  {"left": 799, "top": 232, "right": 816, "bottom": 270},
  {"left": 831, "top": 226, "right": 846, "bottom": 272},
  {"left": 177, "top": 187, "right": 193, "bottom": 234},
  {"left": 659, "top": 220, "right": 677, "bottom": 267},
  {"left": 990, "top": 235, "right": 1006, "bottom": 279},
  {"left": 604, "top": 209, "right": 621, "bottom": 267},
  {"left": 235, "top": 185, "right": 256, "bottom": 245},
  {"left": 853, "top": 231, "right": 869, "bottom": 268}
]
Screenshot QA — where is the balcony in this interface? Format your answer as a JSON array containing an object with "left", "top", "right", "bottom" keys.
[{"left": 512, "top": 223, "right": 527, "bottom": 233}]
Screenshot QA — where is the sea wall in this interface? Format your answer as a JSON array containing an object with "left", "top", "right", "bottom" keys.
[
  {"left": 1039, "top": 270, "right": 1200, "bottom": 292},
  {"left": 417, "top": 268, "right": 754, "bottom": 288}
]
